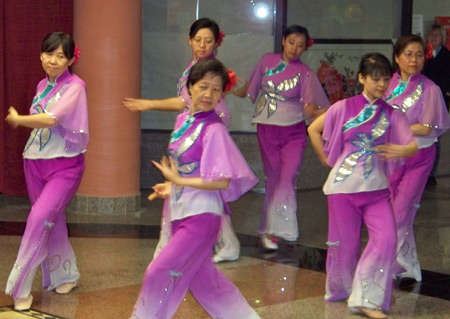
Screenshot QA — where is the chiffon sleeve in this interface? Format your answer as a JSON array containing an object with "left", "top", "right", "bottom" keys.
[
  {"left": 419, "top": 84, "right": 450, "bottom": 138},
  {"left": 246, "top": 54, "right": 267, "bottom": 103},
  {"left": 322, "top": 100, "right": 346, "bottom": 167},
  {"left": 301, "top": 67, "right": 330, "bottom": 108},
  {"left": 46, "top": 81, "right": 89, "bottom": 153},
  {"left": 200, "top": 123, "right": 258, "bottom": 202}
]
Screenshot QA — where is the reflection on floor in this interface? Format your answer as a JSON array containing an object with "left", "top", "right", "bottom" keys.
[{"left": 0, "top": 176, "right": 449, "bottom": 319}]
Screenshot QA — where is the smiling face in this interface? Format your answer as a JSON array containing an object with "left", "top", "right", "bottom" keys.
[
  {"left": 395, "top": 42, "right": 425, "bottom": 80},
  {"left": 282, "top": 33, "right": 306, "bottom": 62},
  {"left": 359, "top": 73, "right": 391, "bottom": 102},
  {"left": 40, "top": 44, "right": 73, "bottom": 82},
  {"left": 189, "top": 72, "right": 223, "bottom": 113},
  {"left": 189, "top": 28, "right": 216, "bottom": 60}
]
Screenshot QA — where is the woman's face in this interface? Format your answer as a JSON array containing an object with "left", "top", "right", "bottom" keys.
[
  {"left": 395, "top": 42, "right": 424, "bottom": 80},
  {"left": 282, "top": 33, "right": 306, "bottom": 62},
  {"left": 189, "top": 28, "right": 216, "bottom": 60},
  {"left": 40, "top": 44, "right": 73, "bottom": 82},
  {"left": 359, "top": 73, "right": 391, "bottom": 101},
  {"left": 427, "top": 29, "right": 444, "bottom": 49},
  {"left": 189, "top": 72, "right": 223, "bottom": 113}
]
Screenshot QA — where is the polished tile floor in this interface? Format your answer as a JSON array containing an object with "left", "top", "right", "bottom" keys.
[{"left": 0, "top": 176, "right": 449, "bottom": 319}]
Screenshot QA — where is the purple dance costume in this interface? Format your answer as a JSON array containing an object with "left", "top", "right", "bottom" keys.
[
  {"left": 385, "top": 72, "right": 450, "bottom": 281},
  {"left": 246, "top": 53, "right": 330, "bottom": 241},
  {"left": 6, "top": 69, "right": 89, "bottom": 298},
  {"left": 131, "top": 110, "right": 260, "bottom": 319},
  {"left": 154, "top": 55, "right": 238, "bottom": 261},
  {"left": 322, "top": 94, "right": 414, "bottom": 311}
]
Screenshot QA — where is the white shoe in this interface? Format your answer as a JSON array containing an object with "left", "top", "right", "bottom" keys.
[
  {"left": 14, "top": 295, "right": 33, "bottom": 311},
  {"left": 213, "top": 254, "right": 239, "bottom": 263},
  {"left": 397, "top": 272, "right": 422, "bottom": 282},
  {"left": 260, "top": 235, "right": 278, "bottom": 250},
  {"left": 55, "top": 281, "right": 78, "bottom": 294}
]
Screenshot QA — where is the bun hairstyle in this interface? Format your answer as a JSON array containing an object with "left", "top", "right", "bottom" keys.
[
  {"left": 41, "top": 32, "right": 75, "bottom": 60},
  {"left": 189, "top": 18, "right": 220, "bottom": 43},
  {"left": 187, "top": 59, "right": 230, "bottom": 92},
  {"left": 358, "top": 52, "right": 394, "bottom": 78}
]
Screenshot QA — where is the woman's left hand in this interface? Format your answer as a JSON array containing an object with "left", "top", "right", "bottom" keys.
[
  {"left": 5, "top": 106, "right": 20, "bottom": 128},
  {"left": 152, "top": 156, "right": 180, "bottom": 184},
  {"left": 374, "top": 142, "right": 417, "bottom": 159}
]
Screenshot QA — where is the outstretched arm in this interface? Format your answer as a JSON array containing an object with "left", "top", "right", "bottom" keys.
[
  {"left": 5, "top": 106, "right": 56, "bottom": 129},
  {"left": 152, "top": 156, "right": 230, "bottom": 191},
  {"left": 123, "top": 97, "right": 187, "bottom": 112},
  {"left": 307, "top": 112, "right": 329, "bottom": 167}
]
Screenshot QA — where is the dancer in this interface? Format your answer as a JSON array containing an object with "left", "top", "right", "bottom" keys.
[
  {"left": 124, "top": 18, "right": 239, "bottom": 263},
  {"left": 131, "top": 59, "right": 260, "bottom": 319},
  {"left": 385, "top": 34, "right": 450, "bottom": 282},
  {"left": 234, "top": 25, "right": 329, "bottom": 249},
  {"left": 4, "top": 32, "right": 88, "bottom": 310},
  {"left": 308, "top": 53, "right": 417, "bottom": 319},
  {"left": 423, "top": 23, "right": 450, "bottom": 186}
]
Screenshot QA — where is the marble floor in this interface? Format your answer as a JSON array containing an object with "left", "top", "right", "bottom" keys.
[{"left": 0, "top": 176, "right": 449, "bottom": 319}]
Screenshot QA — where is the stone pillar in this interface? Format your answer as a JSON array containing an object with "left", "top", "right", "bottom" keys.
[{"left": 70, "top": 0, "right": 142, "bottom": 215}]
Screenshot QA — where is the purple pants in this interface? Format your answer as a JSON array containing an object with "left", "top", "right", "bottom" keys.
[
  {"left": 325, "top": 189, "right": 396, "bottom": 311},
  {"left": 6, "top": 155, "right": 84, "bottom": 298},
  {"left": 389, "top": 145, "right": 435, "bottom": 281},
  {"left": 257, "top": 122, "right": 307, "bottom": 241},
  {"left": 131, "top": 213, "right": 260, "bottom": 319}
]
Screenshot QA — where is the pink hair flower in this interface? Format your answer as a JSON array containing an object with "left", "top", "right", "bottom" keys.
[
  {"left": 224, "top": 68, "right": 237, "bottom": 93},
  {"left": 217, "top": 30, "right": 226, "bottom": 47},
  {"left": 73, "top": 44, "right": 81, "bottom": 65},
  {"left": 306, "top": 38, "right": 314, "bottom": 49}
]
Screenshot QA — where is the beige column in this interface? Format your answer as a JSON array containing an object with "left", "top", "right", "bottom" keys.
[{"left": 70, "top": 0, "right": 142, "bottom": 215}]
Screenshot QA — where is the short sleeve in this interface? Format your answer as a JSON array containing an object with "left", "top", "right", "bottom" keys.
[
  {"left": 200, "top": 123, "right": 258, "bottom": 202},
  {"left": 46, "top": 81, "right": 89, "bottom": 153},
  {"left": 246, "top": 54, "right": 267, "bottom": 103}
]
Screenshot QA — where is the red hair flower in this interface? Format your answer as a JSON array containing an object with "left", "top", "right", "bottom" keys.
[
  {"left": 425, "top": 43, "right": 434, "bottom": 60},
  {"left": 73, "top": 44, "right": 81, "bottom": 65},
  {"left": 217, "top": 30, "right": 225, "bottom": 47},
  {"left": 224, "top": 68, "right": 237, "bottom": 93},
  {"left": 306, "top": 38, "right": 314, "bottom": 50}
]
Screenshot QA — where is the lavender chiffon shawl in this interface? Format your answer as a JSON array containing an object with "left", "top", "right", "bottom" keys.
[
  {"left": 323, "top": 94, "right": 415, "bottom": 174},
  {"left": 170, "top": 111, "right": 257, "bottom": 202},
  {"left": 246, "top": 53, "right": 330, "bottom": 109},
  {"left": 386, "top": 72, "right": 450, "bottom": 138},
  {"left": 32, "top": 70, "right": 89, "bottom": 153}
]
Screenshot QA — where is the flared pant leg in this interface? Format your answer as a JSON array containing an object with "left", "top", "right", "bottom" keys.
[
  {"left": 257, "top": 122, "right": 307, "bottom": 241},
  {"left": 131, "top": 213, "right": 259, "bottom": 319},
  {"left": 326, "top": 190, "right": 397, "bottom": 311},
  {"left": 6, "top": 155, "right": 84, "bottom": 298},
  {"left": 389, "top": 146, "right": 435, "bottom": 281}
]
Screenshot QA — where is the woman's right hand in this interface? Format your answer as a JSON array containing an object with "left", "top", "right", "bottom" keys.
[
  {"left": 122, "top": 97, "right": 151, "bottom": 112},
  {"left": 5, "top": 106, "right": 20, "bottom": 128},
  {"left": 148, "top": 182, "right": 172, "bottom": 200}
]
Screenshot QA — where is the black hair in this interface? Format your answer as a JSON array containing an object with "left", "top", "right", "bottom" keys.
[
  {"left": 41, "top": 32, "right": 75, "bottom": 60},
  {"left": 358, "top": 52, "right": 394, "bottom": 78},
  {"left": 187, "top": 59, "right": 229, "bottom": 91},
  {"left": 189, "top": 18, "right": 220, "bottom": 42},
  {"left": 393, "top": 34, "right": 424, "bottom": 58},
  {"left": 282, "top": 25, "right": 310, "bottom": 43}
]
